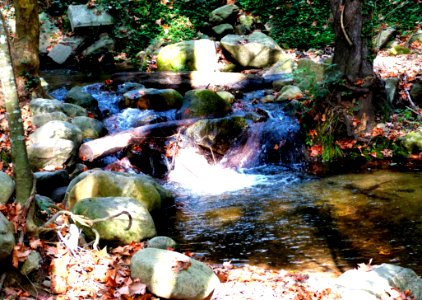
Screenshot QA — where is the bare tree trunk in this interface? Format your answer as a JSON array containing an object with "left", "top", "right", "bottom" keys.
[{"left": 0, "top": 13, "right": 34, "bottom": 206}]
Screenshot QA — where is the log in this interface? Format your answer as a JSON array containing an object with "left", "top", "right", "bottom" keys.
[
  {"left": 110, "top": 71, "right": 290, "bottom": 92},
  {"left": 79, "top": 119, "right": 198, "bottom": 162}
]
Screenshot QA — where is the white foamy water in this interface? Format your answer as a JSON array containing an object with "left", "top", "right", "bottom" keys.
[{"left": 167, "top": 147, "right": 264, "bottom": 195}]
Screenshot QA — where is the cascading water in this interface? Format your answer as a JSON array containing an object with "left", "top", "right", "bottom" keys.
[{"left": 49, "top": 79, "right": 422, "bottom": 276}]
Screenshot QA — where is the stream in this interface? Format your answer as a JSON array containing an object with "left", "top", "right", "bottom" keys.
[{"left": 44, "top": 70, "right": 422, "bottom": 276}]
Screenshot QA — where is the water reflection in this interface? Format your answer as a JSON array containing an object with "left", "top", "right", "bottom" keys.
[{"left": 163, "top": 169, "right": 422, "bottom": 275}]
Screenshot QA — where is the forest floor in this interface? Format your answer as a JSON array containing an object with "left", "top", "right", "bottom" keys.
[{"left": 0, "top": 47, "right": 421, "bottom": 299}]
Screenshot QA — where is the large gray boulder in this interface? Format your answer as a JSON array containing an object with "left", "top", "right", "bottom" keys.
[
  {"left": 120, "top": 88, "right": 183, "bottom": 111},
  {"left": 67, "top": 5, "right": 114, "bottom": 32},
  {"left": 131, "top": 248, "right": 220, "bottom": 300},
  {"left": 336, "top": 264, "right": 422, "bottom": 300},
  {"left": 0, "top": 212, "right": 15, "bottom": 262},
  {"left": 71, "top": 197, "right": 156, "bottom": 244},
  {"left": 186, "top": 116, "right": 248, "bottom": 155},
  {"left": 156, "top": 39, "right": 218, "bottom": 72},
  {"left": 0, "top": 172, "right": 14, "bottom": 205},
  {"left": 29, "top": 120, "right": 83, "bottom": 145},
  {"left": 220, "top": 32, "right": 284, "bottom": 68},
  {"left": 30, "top": 98, "right": 63, "bottom": 116},
  {"left": 28, "top": 138, "right": 76, "bottom": 171},
  {"left": 177, "top": 89, "right": 231, "bottom": 119},
  {"left": 65, "top": 169, "right": 173, "bottom": 211},
  {"left": 209, "top": 4, "right": 239, "bottom": 24},
  {"left": 32, "top": 111, "right": 69, "bottom": 128}
]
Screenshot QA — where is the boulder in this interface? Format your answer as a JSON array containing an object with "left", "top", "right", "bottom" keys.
[
  {"left": 216, "top": 91, "right": 236, "bottom": 104},
  {"left": 176, "top": 89, "right": 231, "bottom": 119},
  {"left": 71, "top": 197, "right": 156, "bottom": 244},
  {"left": 0, "top": 171, "right": 14, "bottom": 204},
  {"left": 131, "top": 248, "right": 220, "bottom": 300},
  {"left": 384, "top": 77, "right": 399, "bottom": 105},
  {"left": 212, "top": 24, "right": 234, "bottom": 37},
  {"left": 67, "top": 5, "right": 114, "bottom": 32},
  {"left": 61, "top": 103, "right": 88, "bottom": 118},
  {"left": 71, "top": 116, "right": 106, "bottom": 140},
  {"left": 373, "top": 27, "right": 396, "bottom": 51},
  {"left": 32, "top": 111, "right": 69, "bottom": 128},
  {"left": 30, "top": 98, "right": 63, "bottom": 116},
  {"left": 65, "top": 169, "right": 173, "bottom": 211},
  {"left": 220, "top": 32, "right": 284, "bottom": 68},
  {"left": 401, "top": 128, "right": 422, "bottom": 154},
  {"left": 20, "top": 251, "right": 42, "bottom": 275},
  {"left": 209, "top": 4, "right": 239, "bottom": 24},
  {"left": 186, "top": 116, "right": 249, "bottom": 155},
  {"left": 47, "top": 44, "right": 73, "bottom": 65},
  {"left": 0, "top": 212, "right": 15, "bottom": 262},
  {"left": 81, "top": 33, "right": 114, "bottom": 58},
  {"left": 276, "top": 85, "right": 303, "bottom": 101},
  {"left": 120, "top": 88, "right": 183, "bottom": 111},
  {"left": 410, "top": 82, "right": 422, "bottom": 104},
  {"left": 64, "top": 86, "right": 101, "bottom": 118},
  {"left": 39, "top": 12, "right": 62, "bottom": 55},
  {"left": 147, "top": 236, "right": 178, "bottom": 250},
  {"left": 157, "top": 39, "right": 218, "bottom": 72},
  {"left": 27, "top": 139, "right": 76, "bottom": 171},
  {"left": 335, "top": 264, "right": 422, "bottom": 300},
  {"left": 29, "top": 120, "right": 83, "bottom": 145}
]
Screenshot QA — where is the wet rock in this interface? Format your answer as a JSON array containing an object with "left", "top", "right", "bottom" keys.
[
  {"left": 335, "top": 263, "right": 422, "bottom": 300},
  {"left": 147, "top": 236, "right": 178, "bottom": 250},
  {"left": 131, "top": 248, "right": 220, "bottom": 300},
  {"left": 65, "top": 86, "right": 102, "bottom": 119},
  {"left": 177, "top": 89, "right": 231, "bottom": 119},
  {"left": 186, "top": 116, "right": 249, "bottom": 155},
  {"left": 65, "top": 169, "right": 173, "bottom": 211},
  {"left": 157, "top": 39, "right": 218, "bottom": 72},
  {"left": 0, "top": 171, "right": 15, "bottom": 205},
  {"left": 120, "top": 88, "right": 183, "bottom": 111},
  {"left": 209, "top": 4, "right": 239, "bottom": 24},
  {"left": 71, "top": 197, "right": 156, "bottom": 245},
  {"left": 71, "top": 116, "right": 106, "bottom": 139},
  {"left": 220, "top": 32, "right": 284, "bottom": 68},
  {"left": 0, "top": 212, "right": 15, "bottom": 261}
]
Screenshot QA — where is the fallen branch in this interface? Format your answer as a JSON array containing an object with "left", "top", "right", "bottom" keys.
[{"left": 79, "top": 118, "right": 199, "bottom": 161}]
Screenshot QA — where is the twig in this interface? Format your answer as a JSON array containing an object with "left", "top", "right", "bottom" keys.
[{"left": 404, "top": 90, "right": 422, "bottom": 121}]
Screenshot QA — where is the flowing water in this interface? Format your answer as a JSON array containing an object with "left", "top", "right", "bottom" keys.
[{"left": 45, "top": 73, "right": 422, "bottom": 276}]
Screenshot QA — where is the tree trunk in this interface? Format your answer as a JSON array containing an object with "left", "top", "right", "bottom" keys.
[
  {"left": 329, "top": 0, "right": 385, "bottom": 133},
  {"left": 0, "top": 13, "right": 34, "bottom": 206},
  {"left": 79, "top": 118, "right": 199, "bottom": 162},
  {"left": 13, "top": 0, "right": 46, "bottom": 99}
]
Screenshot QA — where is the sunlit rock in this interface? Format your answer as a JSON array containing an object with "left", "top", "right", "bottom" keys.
[
  {"left": 373, "top": 27, "right": 396, "bottom": 51},
  {"left": 0, "top": 172, "right": 14, "bottom": 205},
  {"left": 120, "top": 88, "right": 183, "bottom": 111},
  {"left": 209, "top": 4, "right": 239, "bottom": 24},
  {"left": 401, "top": 128, "right": 422, "bottom": 153},
  {"left": 335, "top": 263, "right": 422, "bottom": 300},
  {"left": 220, "top": 32, "right": 284, "bottom": 68},
  {"left": 27, "top": 138, "right": 76, "bottom": 171},
  {"left": 65, "top": 169, "right": 173, "bottom": 211},
  {"left": 186, "top": 116, "right": 248, "bottom": 155},
  {"left": 276, "top": 85, "right": 303, "bottom": 101},
  {"left": 177, "top": 89, "right": 231, "bottom": 119},
  {"left": 0, "top": 212, "right": 15, "bottom": 262},
  {"left": 32, "top": 112, "right": 69, "bottom": 128},
  {"left": 20, "top": 251, "right": 42, "bottom": 275},
  {"left": 71, "top": 197, "right": 156, "bottom": 244},
  {"left": 156, "top": 39, "right": 218, "bottom": 72},
  {"left": 29, "top": 120, "right": 83, "bottom": 145},
  {"left": 61, "top": 102, "right": 88, "bottom": 118},
  {"left": 30, "top": 98, "right": 63, "bottom": 116},
  {"left": 131, "top": 248, "right": 220, "bottom": 300}
]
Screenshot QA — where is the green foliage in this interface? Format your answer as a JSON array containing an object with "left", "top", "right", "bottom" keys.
[{"left": 238, "top": 0, "right": 334, "bottom": 49}]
